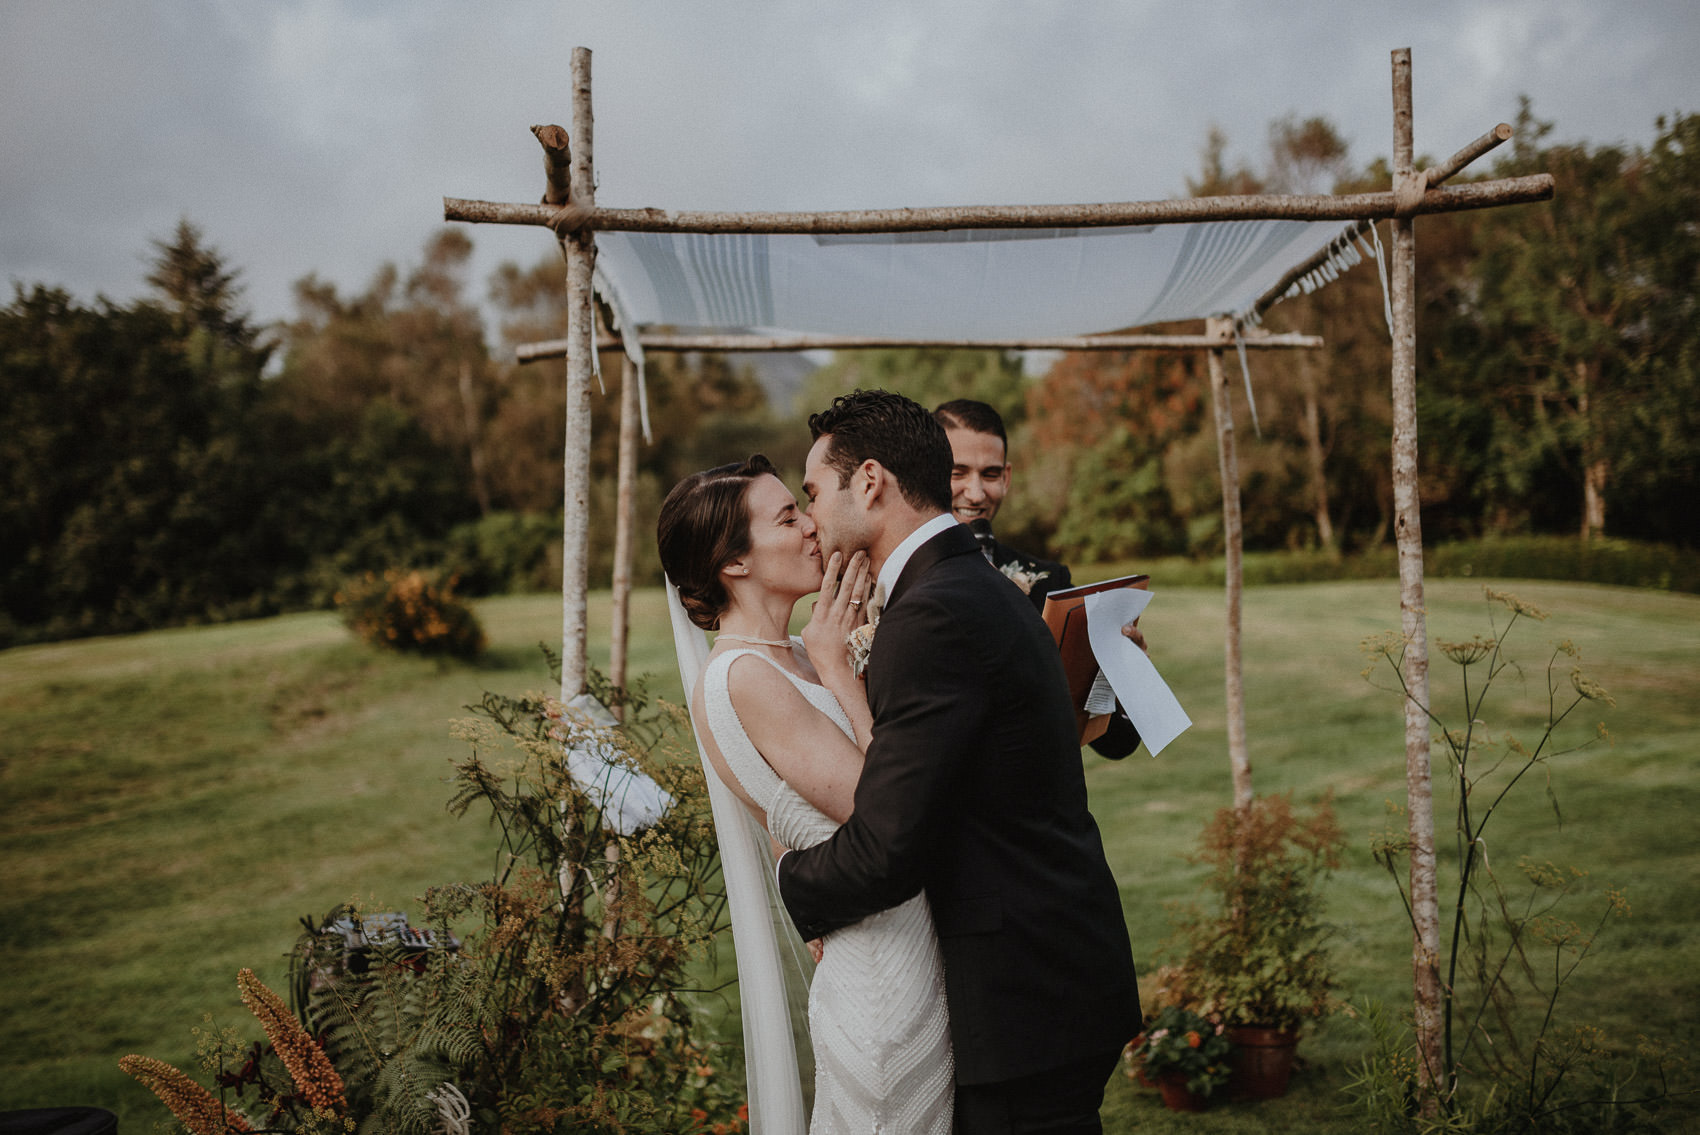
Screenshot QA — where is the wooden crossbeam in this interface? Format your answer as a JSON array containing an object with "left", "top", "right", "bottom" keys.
[{"left": 448, "top": 174, "right": 1551, "bottom": 235}]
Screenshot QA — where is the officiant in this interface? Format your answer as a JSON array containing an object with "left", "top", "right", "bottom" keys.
[{"left": 934, "top": 399, "right": 1144, "bottom": 760}]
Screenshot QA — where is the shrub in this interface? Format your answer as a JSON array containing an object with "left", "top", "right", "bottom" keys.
[
  {"left": 1424, "top": 536, "right": 1700, "bottom": 592},
  {"left": 335, "top": 570, "right": 485, "bottom": 659},
  {"left": 120, "top": 666, "right": 741, "bottom": 1134},
  {"left": 441, "top": 511, "right": 561, "bottom": 596},
  {"left": 1083, "top": 537, "right": 1700, "bottom": 593},
  {"left": 1160, "top": 793, "right": 1345, "bottom": 1031}
]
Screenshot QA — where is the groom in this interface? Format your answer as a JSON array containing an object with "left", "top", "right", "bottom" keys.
[{"left": 780, "top": 390, "right": 1140, "bottom": 1133}]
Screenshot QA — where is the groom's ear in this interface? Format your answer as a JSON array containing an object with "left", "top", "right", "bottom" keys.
[{"left": 857, "top": 459, "right": 886, "bottom": 509}]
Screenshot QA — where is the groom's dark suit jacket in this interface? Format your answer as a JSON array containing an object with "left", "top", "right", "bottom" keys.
[{"left": 778, "top": 524, "right": 1141, "bottom": 1086}]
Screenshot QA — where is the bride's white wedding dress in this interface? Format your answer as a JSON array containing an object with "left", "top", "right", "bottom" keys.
[{"left": 702, "top": 648, "right": 954, "bottom": 1135}]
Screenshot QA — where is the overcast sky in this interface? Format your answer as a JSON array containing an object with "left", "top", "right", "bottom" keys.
[{"left": 3, "top": 1, "right": 1695, "bottom": 330}]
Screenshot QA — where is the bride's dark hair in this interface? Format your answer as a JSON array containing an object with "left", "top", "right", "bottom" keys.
[{"left": 658, "top": 454, "right": 779, "bottom": 631}]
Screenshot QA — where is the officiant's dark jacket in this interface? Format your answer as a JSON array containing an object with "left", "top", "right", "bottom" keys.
[
  {"left": 778, "top": 523, "right": 1141, "bottom": 1086},
  {"left": 987, "top": 536, "right": 1143, "bottom": 761}
]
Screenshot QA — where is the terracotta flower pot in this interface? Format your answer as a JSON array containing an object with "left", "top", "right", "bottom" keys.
[
  {"left": 1226, "top": 1026, "right": 1300, "bottom": 1100},
  {"left": 1128, "top": 1034, "right": 1155, "bottom": 1087},
  {"left": 1156, "top": 1071, "right": 1209, "bottom": 1112}
]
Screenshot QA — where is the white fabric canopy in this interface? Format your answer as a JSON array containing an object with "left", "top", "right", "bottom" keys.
[{"left": 593, "top": 219, "right": 1356, "bottom": 340}]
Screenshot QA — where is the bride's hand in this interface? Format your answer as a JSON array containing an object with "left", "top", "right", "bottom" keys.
[
  {"left": 803, "top": 550, "right": 870, "bottom": 677},
  {"left": 803, "top": 550, "right": 876, "bottom": 748}
]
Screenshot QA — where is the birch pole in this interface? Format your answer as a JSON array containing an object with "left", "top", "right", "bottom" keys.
[
  {"left": 1205, "top": 317, "right": 1254, "bottom": 810},
  {"left": 1389, "top": 47, "right": 1443, "bottom": 1095},
  {"left": 559, "top": 48, "right": 596, "bottom": 700},
  {"left": 609, "top": 354, "right": 640, "bottom": 712}
]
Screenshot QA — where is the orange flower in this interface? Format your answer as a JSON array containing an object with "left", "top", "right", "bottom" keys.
[
  {"left": 119, "top": 1055, "right": 251, "bottom": 1134},
  {"left": 1186, "top": 1031, "right": 1202, "bottom": 1048},
  {"left": 737, "top": 1103, "right": 750, "bottom": 1121},
  {"left": 236, "top": 968, "right": 346, "bottom": 1113},
  {"left": 690, "top": 1108, "right": 708, "bottom": 1122}
]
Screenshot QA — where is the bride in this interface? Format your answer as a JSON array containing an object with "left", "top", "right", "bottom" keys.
[{"left": 658, "top": 454, "right": 954, "bottom": 1135}]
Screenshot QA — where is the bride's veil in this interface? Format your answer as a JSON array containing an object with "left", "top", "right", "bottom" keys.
[{"left": 666, "top": 579, "right": 814, "bottom": 1133}]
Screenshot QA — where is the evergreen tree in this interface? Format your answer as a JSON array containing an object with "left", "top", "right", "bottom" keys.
[{"left": 1427, "top": 106, "right": 1699, "bottom": 544}]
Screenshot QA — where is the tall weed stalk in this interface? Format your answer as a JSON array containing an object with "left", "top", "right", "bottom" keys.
[{"left": 1354, "top": 588, "right": 1686, "bottom": 1132}]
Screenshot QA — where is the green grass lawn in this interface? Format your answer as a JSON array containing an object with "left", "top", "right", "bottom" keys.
[{"left": 3, "top": 579, "right": 1696, "bottom": 1130}]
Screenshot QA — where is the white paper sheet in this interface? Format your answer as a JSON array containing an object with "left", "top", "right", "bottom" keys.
[
  {"left": 560, "top": 692, "right": 675, "bottom": 835},
  {"left": 1084, "top": 589, "right": 1193, "bottom": 756}
]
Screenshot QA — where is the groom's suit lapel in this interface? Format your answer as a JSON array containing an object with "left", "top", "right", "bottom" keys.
[{"left": 865, "top": 524, "right": 978, "bottom": 701}]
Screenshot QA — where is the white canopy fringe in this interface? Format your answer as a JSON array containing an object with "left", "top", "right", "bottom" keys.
[{"left": 594, "top": 264, "right": 654, "bottom": 443}]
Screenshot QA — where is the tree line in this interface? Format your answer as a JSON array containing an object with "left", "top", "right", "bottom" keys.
[
  {"left": 991, "top": 107, "right": 1700, "bottom": 564},
  {"left": 2, "top": 108, "right": 1694, "bottom": 647},
  {"left": 0, "top": 222, "right": 777, "bottom": 646}
]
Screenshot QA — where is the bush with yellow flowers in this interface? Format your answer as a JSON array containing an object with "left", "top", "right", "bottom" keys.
[{"left": 335, "top": 569, "right": 485, "bottom": 659}]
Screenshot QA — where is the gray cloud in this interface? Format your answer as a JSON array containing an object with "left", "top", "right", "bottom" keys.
[{"left": 3, "top": 0, "right": 1694, "bottom": 329}]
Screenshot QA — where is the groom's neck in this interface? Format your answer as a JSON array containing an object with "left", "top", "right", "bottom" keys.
[{"left": 868, "top": 509, "right": 952, "bottom": 583}]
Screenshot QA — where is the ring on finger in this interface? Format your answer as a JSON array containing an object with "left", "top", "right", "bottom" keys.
[{"left": 849, "top": 598, "right": 862, "bottom": 607}]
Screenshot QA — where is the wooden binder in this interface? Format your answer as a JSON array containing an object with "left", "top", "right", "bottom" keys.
[{"left": 1042, "top": 573, "right": 1150, "bottom": 745}]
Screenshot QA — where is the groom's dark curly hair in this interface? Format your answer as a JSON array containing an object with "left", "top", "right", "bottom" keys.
[{"left": 808, "top": 389, "right": 952, "bottom": 513}]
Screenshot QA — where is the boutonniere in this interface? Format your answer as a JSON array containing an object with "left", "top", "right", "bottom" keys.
[
  {"left": 847, "top": 623, "right": 876, "bottom": 677},
  {"left": 998, "top": 562, "right": 1049, "bottom": 595}
]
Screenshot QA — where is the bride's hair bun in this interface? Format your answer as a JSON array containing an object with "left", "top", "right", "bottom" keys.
[{"left": 658, "top": 455, "right": 778, "bottom": 630}]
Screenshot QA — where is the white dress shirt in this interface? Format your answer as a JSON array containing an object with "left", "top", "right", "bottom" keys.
[{"left": 875, "top": 512, "right": 958, "bottom": 606}]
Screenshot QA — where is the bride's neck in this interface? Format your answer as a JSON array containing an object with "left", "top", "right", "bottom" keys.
[{"left": 717, "top": 590, "right": 797, "bottom": 642}]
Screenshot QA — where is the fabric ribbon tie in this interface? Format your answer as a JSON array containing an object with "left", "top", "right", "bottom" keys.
[
  {"left": 1393, "top": 168, "right": 1430, "bottom": 219},
  {"left": 1233, "top": 326, "right": 1261, "bottom": 438},
  {"left": 592, "top": 264, "right": 654, "bottom": 443},
  {"left": 549, "top": 201, "right": 591, "bottom": 238},
  {"left": 1363, "top": 223, "right": 1395, "bottom": 336}
]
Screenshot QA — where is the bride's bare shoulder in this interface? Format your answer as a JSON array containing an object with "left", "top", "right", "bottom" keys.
[{"left": 722, "top": 650, "right": 810, "bottom": 708}]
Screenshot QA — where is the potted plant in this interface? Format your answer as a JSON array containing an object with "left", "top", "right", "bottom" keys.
[
  {"left": 1162, "top": 792, "right": 1345, "bottom": 1099},
  {"left": 1128, "top": 1005, "right": 1233, "bottom": 1111}
]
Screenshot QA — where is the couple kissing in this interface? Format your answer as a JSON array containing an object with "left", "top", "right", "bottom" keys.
[{"left": 658, "top": 389, "right": 1139, "bottom": 1135}]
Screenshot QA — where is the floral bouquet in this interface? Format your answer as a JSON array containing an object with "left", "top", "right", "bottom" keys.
[{"left": 1129, "top": 1005, "right": 1233, "bottom": 1098}]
